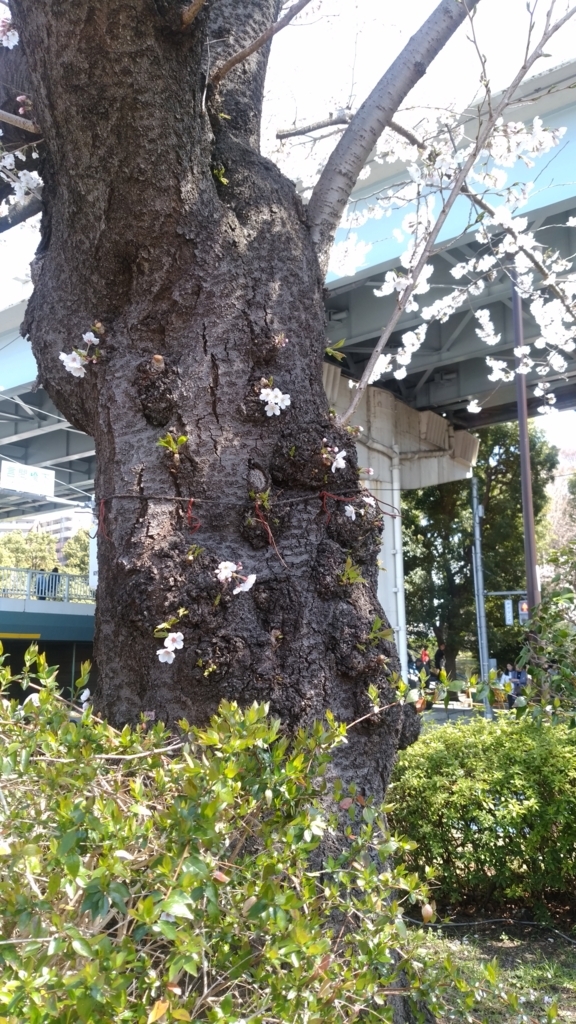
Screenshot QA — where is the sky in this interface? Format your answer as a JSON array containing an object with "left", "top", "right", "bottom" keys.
[{"left": 1, "top": 0, "right": 576, "bottom": 452}]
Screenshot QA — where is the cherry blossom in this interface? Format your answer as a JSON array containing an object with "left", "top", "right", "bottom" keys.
[
  {"left": 215, "top": 561, "right": 238, "bottom": 581},
  {"left": 233, "top": 574, "right": 256, "bottom": 594},
  {"left": 362, "top": 495, "right": 376, "bottom": 507},
  {"left": 331, "top": 449, "right": 347, "bottom": 472},
  {"left": 164, "top": 632, "right": 184, "bottom": 652},
  {"left": 157, "top": 648, "right": 176, "bottom": 664},
  {"left": 82, "top": 331, "right": 99, "bottom": 345},
  {"left": 344, "top": 504, "right": 356, "bottom": 521},
  {"left": 0, "top": 17, "right": 18, "bottom": 49},
  {"left": 59, "top": 351, "right": 87, "bottom": 378},
  {"left": 259, "top": 387, "right": 291, "bottom": 417},
  {"left": 467, "top": 399, "right": 482, "bottom": 414}
]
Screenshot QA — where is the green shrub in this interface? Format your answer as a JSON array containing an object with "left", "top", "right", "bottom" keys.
[
  {"left": 388, "top": 715, "right": 576, "bottom": 910},
  {"left": 0, "top": 646, "right": 508, "bottom": 1024}
]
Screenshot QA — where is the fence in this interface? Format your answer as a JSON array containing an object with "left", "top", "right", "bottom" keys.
[{"left": 0, "top": 567, "right": 94, "bottom": 604}]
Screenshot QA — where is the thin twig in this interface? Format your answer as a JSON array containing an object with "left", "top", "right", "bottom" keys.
[
  {"left": 346, "top": 701, "right": 399, "bottom": 731},
  {"left": 0, "top": 108, "right": 41, "bottom": 134},
  {"left": 461, "top": 180, "right": 576, "bottom": 320},
  {"left": 277, "top": 113, "right": 352, "bottom": 140},
  {"left": 209, "top": 0, "right": 313, "bottom": 87},
  {"left": 181, "top": 0, "right": 207, "bottom": 30}
]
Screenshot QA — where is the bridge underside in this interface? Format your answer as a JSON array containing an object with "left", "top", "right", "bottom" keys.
[{"left": 325, "top": 195, "right": 576, "bottom": 431}]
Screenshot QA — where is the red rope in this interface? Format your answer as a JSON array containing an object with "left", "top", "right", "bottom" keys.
[
  {"left": 318, "top": 490, "right": 351, "bottom": 523},
  {"left": 186, "top": 498, "right": 202, "bottom": 534},
  {"left": 98, "top": 499, "right": 110, "bottom": 539},
  {"left": 254, "top": 500, "right": 287, "bottom": 567}
]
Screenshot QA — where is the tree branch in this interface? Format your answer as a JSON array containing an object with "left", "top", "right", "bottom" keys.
[
  {"left": 461, "top": 181, "right": 576, "bottom": 320},
  {"left": 277, "top": 112, "right": 351, "bottom": 140},
  {"left": 181, "top": 0, "right": 207, "bottom": 30},
  {"left": 0, "top": 193, "right": 42, "bottom": 233},
  {"left": 307, "top": 0, "right": 481, "bottom": 268},
  {"left": 209, "top": 0, "right": 313, "bottom": 87},
  {"left": 0, "top": 107, "right": 40, "bottom": 134},
  {"left": 388, "top": 119, "right": 424, "bottom": 150},
  {"left": 338, "top": 3, "right": 576, "bottom": 426}
]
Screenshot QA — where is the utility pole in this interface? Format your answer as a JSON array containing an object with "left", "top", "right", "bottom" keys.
[
  {"left": 510, "top": 271, "right": 541, "bottom": 610},
  {"left": 471, "top": 475, "right": 493, "bottom": 719}
]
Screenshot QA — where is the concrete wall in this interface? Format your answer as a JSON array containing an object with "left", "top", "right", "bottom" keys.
[{"left": 323, "top": 366, "right": 479, "bottom": 677}]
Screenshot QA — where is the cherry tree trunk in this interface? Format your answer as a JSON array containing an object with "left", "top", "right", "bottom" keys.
[{"left": 11, "top": 0, "right": 419, "bottom": 801}]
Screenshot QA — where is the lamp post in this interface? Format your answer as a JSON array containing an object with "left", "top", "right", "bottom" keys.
[
  {"left": 471, "top": 475, "right": 493, "bottom": 719},
  {"left": 510, "top": 271, "right": 541, "bottom": 610}
]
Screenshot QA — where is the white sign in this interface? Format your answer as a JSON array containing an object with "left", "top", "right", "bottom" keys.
[
  {"left": 504, "top": 598, "right": 514, "bottom": 626},
  {"left": 0, "top": 460, "right": 55, "bottom": 497}
]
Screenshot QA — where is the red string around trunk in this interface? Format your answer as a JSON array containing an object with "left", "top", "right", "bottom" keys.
[{"left": 186, "top": 498, "right": 202, "bottom": 534}]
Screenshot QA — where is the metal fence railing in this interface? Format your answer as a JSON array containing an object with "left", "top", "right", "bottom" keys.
[{"left": 0, "top": 568, "right": 95, "bottom": 604}]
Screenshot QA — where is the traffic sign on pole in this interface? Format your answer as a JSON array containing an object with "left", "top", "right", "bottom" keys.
[{"left": 504, "top": 599, "right": 514, "bottom": 626}]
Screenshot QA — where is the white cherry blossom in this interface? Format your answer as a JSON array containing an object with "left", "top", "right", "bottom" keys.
[
  {"left": 164, "top": 632, "right": 184, "bottom": 652},
  {"left": 475, "top": 309, "right": 501, "bottom": 347},
  {"left": 260, "top": 387, "right": 291, "bottom": 417},
  {"left": 362, "top": 495, "right": 376, "bottom": 507},
  {"left": 467, "top": 399, "right": 482, "bottom": 414},
  {"left": 344, "top": 504, "right": 356, "bottom": 521},
  {"left": 233, "top": 574, "right": 256, "bottom": 595},
  {"left": 157, "top": 648, "right": 175, "bottom": 664},
  {"left": 82, "top": 331, "right": 99, "bottom": 345},
  {"left": 215, "top": 561, "right": 237, "bottom": 581},
  {"left": 331, "top": 450, "right": 347, "bottom": 472},
  {"left": 59, "top": 351, "right": 87, "bottom": 378}
]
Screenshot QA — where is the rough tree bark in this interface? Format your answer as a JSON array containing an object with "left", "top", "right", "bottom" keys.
[{"left": 7, "top": 0, "right": 473, "bottom": 803}]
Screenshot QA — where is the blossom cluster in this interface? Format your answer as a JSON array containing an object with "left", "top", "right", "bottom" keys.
[
  {"left": 344, "top": 494, "right": 376, "bottom": 521},
  {"left": 259, "top": 387, "right": 290, "bottom": 417},
  {"left": 321, "top": 442, "right": 347, "bottom": 472},
  {"left": 157, "top": 632, "right": 184, "bottom": 665},
  {"left": 0, "top": 16, "right": 18, "bottom": 48},
  {"left": 59, "top": 331, "right": 101, "bottom": 378},
  {"left": 215, "top": 561, "right": 256, "bottom": 594}
]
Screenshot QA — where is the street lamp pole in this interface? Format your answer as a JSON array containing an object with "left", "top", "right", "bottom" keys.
[
  {"left": 510, "top": 271, "right": 541, "bottom": 610},
  {"left": 471, "top": 475, "right": 493, "bottom": 719}
]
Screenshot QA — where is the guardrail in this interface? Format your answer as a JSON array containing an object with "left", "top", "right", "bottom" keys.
[{"left": 0, "top": 568, "right": 94, "bottom": 604}]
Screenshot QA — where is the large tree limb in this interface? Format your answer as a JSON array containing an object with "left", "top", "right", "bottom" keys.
[
  {"left": 0, "top": 107, "right": 40, "bottom": 133},
  {"left": 181, "top": 0, "right": 207, "bottom": 30},
  {"left": 307, "top": 0, "right": 481, "bottom": 267},
  {"left": 0, "top": 191, "right": 41, "bottom": 232},
  {"left": 209, "top": 0, "right": 313, "bottom": 87}
]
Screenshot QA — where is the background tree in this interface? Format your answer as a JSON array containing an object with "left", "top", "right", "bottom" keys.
[
  {"left": 403, "top": 423, "right": 558, "bottom": 674},
  {"left": 62, "top": 529, "right": 90, "bottom": 575},
  {"left": 0, "top": 529, "right": 58, "bottom": 570}
]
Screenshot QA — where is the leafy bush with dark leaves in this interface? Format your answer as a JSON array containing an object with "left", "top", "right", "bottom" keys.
[{"left": 389, "top": 715, "right": 576, "bottom": 911}]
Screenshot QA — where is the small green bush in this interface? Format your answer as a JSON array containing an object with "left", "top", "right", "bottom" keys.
[
  {"left": 0, "top": 646, "right": 508, "bottom": 1024},
  {"left": 388, "top": 715, "right": 576, "bottom": 910}
]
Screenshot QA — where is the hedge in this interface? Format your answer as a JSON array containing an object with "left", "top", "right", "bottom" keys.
[{"left": 388, "top": 715, "right": 576, "bottom": 910}]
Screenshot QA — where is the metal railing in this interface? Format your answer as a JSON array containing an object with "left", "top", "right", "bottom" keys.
[{"left": 0, "top": 567, "right": 95, "bottom": 604}]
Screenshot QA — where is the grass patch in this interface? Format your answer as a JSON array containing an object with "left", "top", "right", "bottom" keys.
[{"left": 429, "top": 926, "right": 576, "bottom": 1022}]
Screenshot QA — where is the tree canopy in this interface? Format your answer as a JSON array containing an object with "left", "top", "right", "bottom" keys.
[
  {"left": 402, "top": 422, "right": 558, "bottom": 671},
  {"left": 0, "top": 529, "right": 58, "bottom": 571},
  {"left": 62, "top": 529, "right": 90, "bottom": 575}
]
